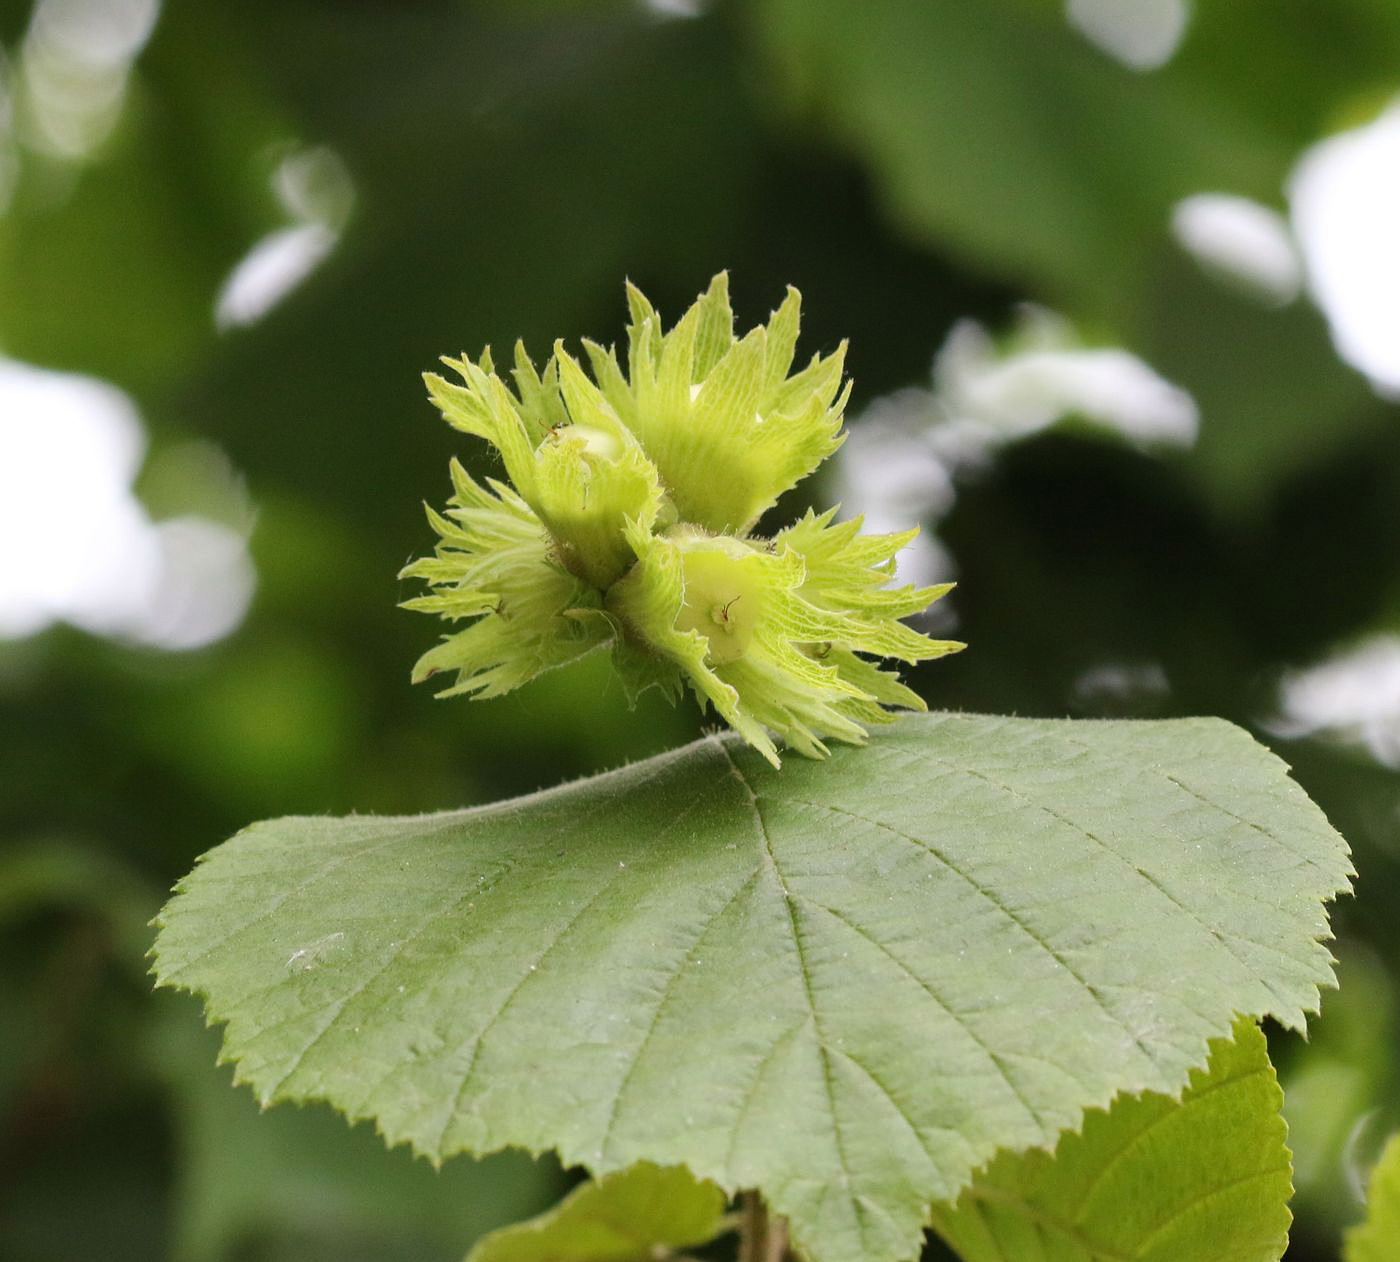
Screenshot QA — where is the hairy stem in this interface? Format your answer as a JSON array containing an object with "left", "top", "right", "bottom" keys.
[{"left": 738, "top": 1191, "right": 790, "bottom": 1262}]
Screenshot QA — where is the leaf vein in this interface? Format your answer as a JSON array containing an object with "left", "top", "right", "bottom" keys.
[
  {"left": 785, "top": 796, "right": 1165, "bottom": 1080},
  {"left": 719, "top": 1022, "right": 806, "bottom": 1174},
  {"left": 799, "top": 896, "right": 1047, "bottom": 1131},
  {"left": 432, "top": 797, "right": 709, "bottom": 1155},
  {"left": 1068, "top": 1063, "right": 1271, "bottom": 1217},
  {"left": 261, "top": 866, "right": 491, "bottom": 1099},
  {"left": 159, "top": 818, "right": 466, "bottom": 984},
  {"left": 711, "top": 738, "right": 867, "bottom": 1245},
  {"left": 955, "top": 770, "right": 1304, "bottom": 1020},
  {"left": 1129, "top": 1164, "right": 1292, "bottom": 1255},
  {"left": 830, "top": 1044, "right": 939, "bottom": 1169},
  {"left": 597, "top": 864, "right": 765, "bottom": 1162}
]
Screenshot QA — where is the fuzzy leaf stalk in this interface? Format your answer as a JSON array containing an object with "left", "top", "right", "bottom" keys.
[{"left": 403, "top": 275, "right": 962, "bottom": 765}]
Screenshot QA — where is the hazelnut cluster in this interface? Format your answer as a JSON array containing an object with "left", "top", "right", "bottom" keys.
[{"left": 403, "top": 275, "right": 961, "bottom": 765}]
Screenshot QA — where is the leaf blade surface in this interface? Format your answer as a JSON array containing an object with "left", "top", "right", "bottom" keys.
[
  {"left": 464, "top": 1162, "right": 728, "bottom": 1262},
  {"left": 929, "top": 1018, "right": 1292, "bottom": 1262},
  {"left": 153, "top": 714, "right": 1350, "bottom": 1262}
]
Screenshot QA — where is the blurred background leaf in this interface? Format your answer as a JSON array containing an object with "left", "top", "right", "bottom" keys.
[{"left": 2, "top": 1, "right": 1399, "bottom": 1259}]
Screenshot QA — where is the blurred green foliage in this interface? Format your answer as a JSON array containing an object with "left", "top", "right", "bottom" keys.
[{"left": 2, "top": 1, "right": 1398, "bottom": 1259}]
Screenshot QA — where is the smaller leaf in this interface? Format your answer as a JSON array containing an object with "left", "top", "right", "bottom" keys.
[
  {"left": 465, "top": 1162, "right": 731, "bottom": 1262},
  {"left": 1346, "top": 1133, "right": 1400, "bottom": 1262},
  {"left": 928, "top": 1018, "right": 1292, "bottom": 1262}
]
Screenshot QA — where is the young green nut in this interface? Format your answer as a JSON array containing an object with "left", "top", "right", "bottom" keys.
[
  {"left": 604, "top": 521, "right": 961, "bottom": 767},
  {"left": 403, "top": 274, "right": 964, "bottom": 766},
  {"left": 669, "top": 535, "right": 761, "bottom": 666}
]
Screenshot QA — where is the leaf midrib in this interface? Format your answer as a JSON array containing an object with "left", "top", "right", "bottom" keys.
[{"left": 713, "top": 736, "right": 873, "bottom": 1253}]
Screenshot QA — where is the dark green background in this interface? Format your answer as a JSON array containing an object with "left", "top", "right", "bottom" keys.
[{"left": 3, "top": 2, "right": 1398, "bottom": 1258}]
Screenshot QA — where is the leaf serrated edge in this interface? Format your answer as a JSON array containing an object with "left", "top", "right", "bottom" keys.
[{"left": 149, "top": 715, "right": 1353, "bottom": 1262}]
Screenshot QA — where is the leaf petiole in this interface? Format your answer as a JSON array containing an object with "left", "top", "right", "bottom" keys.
[{"left": 739, "top": 1191, "right": 791, "bottom": 1262}]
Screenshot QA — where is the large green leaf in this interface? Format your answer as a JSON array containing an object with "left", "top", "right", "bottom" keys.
[
  {"left": 750, "top": 0, "right": 1400, "bottom": 511},
  {"left": 751, "top": 0, "right": 1272, "bottom": 320},
  {"left": 1347, "top": 1133, "right": 1400, "bottom": 1262},
  {"left": 153, "top": 714, "right": 1350, "bottom": 1262},
  {"left": 465, "top": 1162, "right": 728, "bottom": 1262},
  {"left": 751, "top": 0, "right": 1400, "bottom": 322},
  {"left": 929, "top": 1018, "right": 1291, "bottom": 1261}
]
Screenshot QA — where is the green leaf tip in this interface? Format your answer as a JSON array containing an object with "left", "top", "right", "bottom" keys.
[
  {"left": 404, "top": 275, "right": 962, "bottom": 764},
  {"left": 464, "top": 1162, "right": 730, "bottom": 1262}
]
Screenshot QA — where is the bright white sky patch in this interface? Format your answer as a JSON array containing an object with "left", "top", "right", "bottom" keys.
[
  {"left": 641, "top": 0, "right": 705, "bottom": 17},
  {"left": 837, "top": 309, "right": 1196, "bottom": 588},
  {"left": 214, "top": 147, "right": 351, "bottom": 331},
  {"left": 1072, "top": 661, "right": 1170, "bottom": 710},
  {"left": 838, "top": 396, "right": 957, "bottom": 588},
  {"left": 935, "top": 311, "right": 1199, "bottom": 449},
  {"left": 0, "top": 359, "right": 155, "bottom": 636},
  {"left": 1290, "top": 101, "right": 1400, "bottom": 398},
  {"left": 1065, "top": 0, "right": 1190, "bottom": 71},
  {"left": 0, "top": 358, "right": 255, "bottom": 649},
  {"left": 1172, "top": 193, "right": 1302, "bottom": 305},
  {"left": 1275, "top": 636, "right": 1400, "bottom": 768},
  {"left": 274, "top": 145, "right": 354, "bottom": 227},
  {"left": 137, "top": 516, "right": 257, "bottom": 651},
  {"left": 15, "top": 0, "right": 159, "bottom": 159},
  {"left": 215, "top": 222, "right": 337, "bottom": 331}
]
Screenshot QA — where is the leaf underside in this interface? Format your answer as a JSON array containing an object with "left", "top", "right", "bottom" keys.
[
  {"left": 153, "top": 714, "right": 1350, "bottom": 1262},
  {"left": 929, "top": 1018, "right": 1292, "bottom": 1262}
]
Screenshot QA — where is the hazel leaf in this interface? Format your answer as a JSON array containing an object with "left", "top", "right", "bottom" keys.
[
  {"left": 928, "top": 1018, "right": 1292, "bottom": 1262},
  {"left": 153, "top": 714, "right": 1350, "bottom": 1262},
  {"left": 464, "top": 1162, "right": 729, "bottom": 1262}
]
